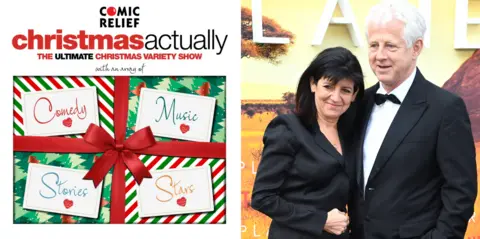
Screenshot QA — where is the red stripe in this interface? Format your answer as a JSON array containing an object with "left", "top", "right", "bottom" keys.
[
  {"left": 70, "top": 76, "right": 85, "bottom": 87},
  {"left": 98, "top": 101, "right": 114, "bottom": 119},
  {"left": 94, "top": 76, "right": 114, "bottom": 96},
  {"left": 126, "top": 156, "right": 157, "bottom": 193},
  {"left": 187, "top": 214, "right": 201, "bottom": 223},
  {"left": 162, "top": 215, "right": 175, "bottom": 224},
  {"left": 46, "top": 76, "right": 63, "bottom": 89},
  {"left": 146, "top": 156, "right": 163, "bottom": 170},
  {"left": 214, "top": 185, "right": 225, "bottom": 200},
  {"left": 14, "top": 110, "right": 23, "bottom": 124},
  {"left": 125, "top": 156, "right": 162, "bottom": 193},
  {"left": 23, "top": 76, "right": 41, "bottom": 91},
  {"left": 169, "top": 157, "right": 185, "bottom": 168},
  {"left": 125, "top": 201, "right": 137, "bottom": 217},
  {"left": 212, "top": 162, "right": 225, "bottom": 178},
  {"left": 138, "top": 217, "right": 149, "bottom": 224},
  {"left": 211, "top": 209, "right": 226, "bottom": 224},
  {"left": 14, "top": 87, "right": 21, "bottom": 98},
  {"left": 196, "top": 158, "right": 208, "bottom": 166},
  {"left": 125, "top": 181, "right": 135, "bottom": 194}
]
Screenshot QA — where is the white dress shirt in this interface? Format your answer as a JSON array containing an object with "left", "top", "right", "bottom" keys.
[{"left": 363, "top": 69, "right": 416, "bottom": 189}]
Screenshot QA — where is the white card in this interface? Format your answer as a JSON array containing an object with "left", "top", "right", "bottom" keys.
[
  {"left": 135, "top": 88, "right": 216, "bottom": 142},
  {"left": 22, "top": 87, "right": 99, "bottom": 136},
  {"left": 137, "top": 166, "right": 214, "bottom": 217},
  {"left": 23, "top": 164, "right": 103, "bottom": 218}
]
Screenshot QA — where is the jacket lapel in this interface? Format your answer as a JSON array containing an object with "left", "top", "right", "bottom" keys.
[
  {"left": 356, "top": 86, "right": 378, "bottom": 195},
  {"left": 366, "top": 70, "right": 429, "bottom": 184},
  {"left": 312, "top": 124, "right": 344, "bottom": 166}
]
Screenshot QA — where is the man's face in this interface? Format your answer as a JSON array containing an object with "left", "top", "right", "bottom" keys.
[{"left": 367, "top": 19, "right": 421, "bottom": 91}]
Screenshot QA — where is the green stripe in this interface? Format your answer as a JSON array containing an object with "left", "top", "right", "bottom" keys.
[
  {"left": 151, "top": 217, "right": 162, "bottom": 224},
  {"left": 213, "top": 174, "right": 225, "bottom": 189},
  {"left": 34, "top": 76, "right": 52, "bottom": 90},
  {"left": 106, "top": 76, "right": 114, "bottom": 85},
  {"left": 142, "top": 155, "right": 153, "bottom": 163},
  {"left": 174, "top": 214, "right": 188, "bottom": 224},
  {"left": 127, "top": 213, "right": 139, "bottom": 224},
  {"left": 14, "top": 123, "right": 24, "bottom": 136},
  {"left": 156, "top": 156, "right": 174, "bottom": 170},
  {"left": 99, "top": 114, "right": 114, "bottom": 132},
  {"left": 58, "top": 76, "right": 74, "bottom": 88},
  {"left": 126, "top": 155, "right": 152, "bottom": 181},
  {"left": 125, "top": 190, "right": 137, "bottom": 205},
  {"left": 199, "top": 198, "right": 226, "bottom": 223},
  {"left": 209, "top": 159, "right": 220, "bottom": 168},
  {"left": 215, "top": 197, "right": 226, "bottom": 209},
  {"left": 97, "top": 87, "right": 114, "bottom": 107},
  {"left": 183, "top": 158, "right": 197, "bottom": 167},
  {"left": 82, "top": 76, "right": 97, "bottom": 87},
  {"left": 14, "top": 76, "right": 30, "bottom": 92},
  {"left": 14, "top": 99, "right": 22, "bottom": 111},
  {"left": 82, "top": 76, "right": 114, "bottom": 106}
]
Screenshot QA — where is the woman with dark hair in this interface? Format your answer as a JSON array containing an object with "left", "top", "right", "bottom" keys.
[{"left": 251, "top": 47, "right": 365, "bottom": 239}]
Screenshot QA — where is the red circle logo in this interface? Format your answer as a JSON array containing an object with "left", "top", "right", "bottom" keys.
[{"left": 107, "top": 7, "right": 116, "bottom": 16}]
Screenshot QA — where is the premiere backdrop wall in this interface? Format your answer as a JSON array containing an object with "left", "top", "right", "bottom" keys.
[{"left": 240, "top": 0, "right": 480, "bottom": 238}]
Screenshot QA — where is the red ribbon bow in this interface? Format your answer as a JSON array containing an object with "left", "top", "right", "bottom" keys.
[
  {"left": 83, "top": 124, "right": 155, "bottom": 187},
  {"left": 13, "top": 76, "right": 226, "bottom": 224}
]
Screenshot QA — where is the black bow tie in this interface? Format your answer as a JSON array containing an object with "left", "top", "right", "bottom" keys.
[{"left": 375, "top": 93, "right": 401, "bottom": 105}]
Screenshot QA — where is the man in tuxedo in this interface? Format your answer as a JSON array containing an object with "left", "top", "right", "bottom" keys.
[{"left": 348, "top": 1, "right": 477, "bottom": 239}]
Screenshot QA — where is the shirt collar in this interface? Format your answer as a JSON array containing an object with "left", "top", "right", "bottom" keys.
[{"left": 376, "top": 68, "right": 416, "bottom": 103}]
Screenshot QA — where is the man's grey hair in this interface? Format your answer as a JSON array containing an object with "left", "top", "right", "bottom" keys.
[{"left": 365, "top": 0, "right": 427, "bottom": 48}]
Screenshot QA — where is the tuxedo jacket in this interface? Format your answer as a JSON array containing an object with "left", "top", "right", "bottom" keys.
[
  {"left": 348, "top": 69, "right": 477, "bottom": 239},
  {"left": 251, "top": 114, "right": 350, "bottom": 239}
]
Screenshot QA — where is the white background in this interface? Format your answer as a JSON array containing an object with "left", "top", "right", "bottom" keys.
[{"left": 0, "top": 0, "right": 241, "bottom": 238}]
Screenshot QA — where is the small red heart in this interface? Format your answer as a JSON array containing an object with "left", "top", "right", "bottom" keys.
[
  {"left": 62, "top": 118, "right": 72, "bottom": 127},
  {"left": 180, "top": 124, "right": 190, "bottom": 134},
  {"left": 64, "top": 199, "right": 73, "bottom": 209},
  {"left": 177, "top": 197, "right": 187, "bottom": 207}
]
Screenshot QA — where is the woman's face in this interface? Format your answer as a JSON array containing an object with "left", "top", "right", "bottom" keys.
[{"left": 310, "top": 77, "right": 357, "bottom": 121}]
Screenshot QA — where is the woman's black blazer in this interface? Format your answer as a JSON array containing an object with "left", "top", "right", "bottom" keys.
[{"left": 251, "top": 114, "right": 350, "bottom": 239}]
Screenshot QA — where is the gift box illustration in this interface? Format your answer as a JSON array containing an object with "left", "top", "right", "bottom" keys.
[{"left": 13, "top": 76, "right": 226, "bottom": 224}]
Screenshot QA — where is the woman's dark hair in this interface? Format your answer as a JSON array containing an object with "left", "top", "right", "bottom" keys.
[{"left": 295, "top": 46, "right": 365, "bottom": 126}]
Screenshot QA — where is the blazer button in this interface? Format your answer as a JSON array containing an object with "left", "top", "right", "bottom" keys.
[{"left": 367, "top": 187, "right": 375, "bottom": 191}]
